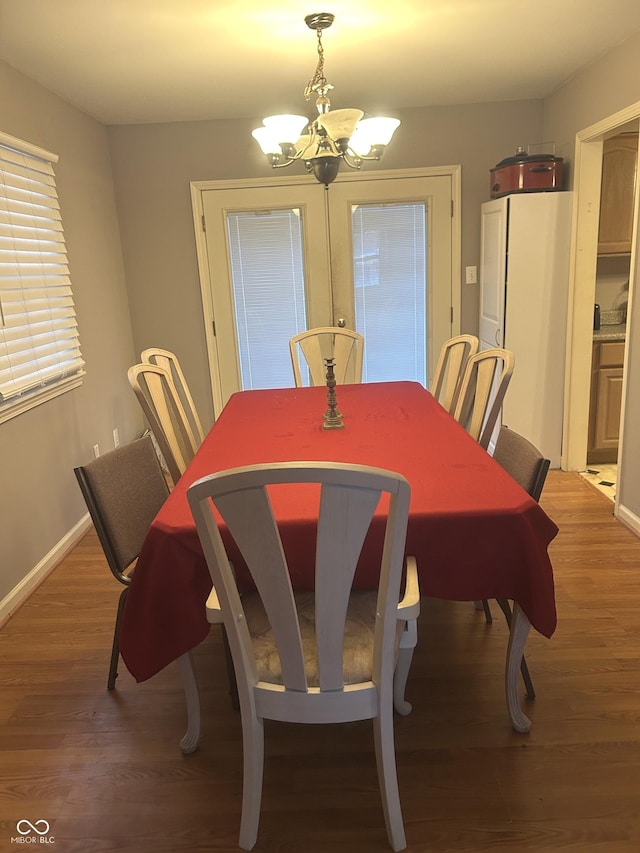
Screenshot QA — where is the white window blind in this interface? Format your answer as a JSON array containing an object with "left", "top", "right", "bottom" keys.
[
  {"left": 0, "top": 132, "right": 84, "bottom": 418},
  {"left": 352, "top": 202, "right": 427, "bottom": 385},
  {"left": 226, "top": 208, "right": 307, "bottom": 390}
]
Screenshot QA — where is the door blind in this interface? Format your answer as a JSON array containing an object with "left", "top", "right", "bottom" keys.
[
  {"left": 352, "top": 202, "right": 427, "bottom": 384},
  {"left": 226, "top": 208, "right": 307, "bottom": 390},
  {"left": 0, "top": 136, "right": 84, "bottom": 408}
]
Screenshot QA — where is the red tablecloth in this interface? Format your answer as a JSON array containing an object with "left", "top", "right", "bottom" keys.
[{"left": 120, "top": 381, "right": 558, "bottom": 682}]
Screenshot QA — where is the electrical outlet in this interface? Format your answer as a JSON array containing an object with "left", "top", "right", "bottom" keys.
[
  {"left": 465, "top": 265, "right": 478, "bottom": 285},
  {"left": 113, "top": 428, "right": 120, "bottom": 448},
  {"left": 93, "top": 444, "right": 100, "bottom": 458}
]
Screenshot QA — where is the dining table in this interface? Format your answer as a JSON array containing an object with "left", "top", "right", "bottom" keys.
[{"left": 119, "top": 380, "right": 558, "bottom": 740}]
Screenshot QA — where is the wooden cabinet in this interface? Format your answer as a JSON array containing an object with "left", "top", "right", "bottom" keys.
[
  {"left": 588, "top": 341, "right": 624, "bottom": 463},
  {"left": 598, "top": 133, "right": 638, "bottom": 255}
]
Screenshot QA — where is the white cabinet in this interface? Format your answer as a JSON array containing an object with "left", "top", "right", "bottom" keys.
[{"left": 479, "top": 192, "right": 573, "bottom": 467}]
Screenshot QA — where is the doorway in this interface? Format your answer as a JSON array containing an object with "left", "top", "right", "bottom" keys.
[
  {"left": 192, "top": 167, "right": 460, "bottom": 412},
  {"left": 564, "top": 103, "right": 640, "bottom": 522},
  {"left": 583, "top": 128, "right": 638, "bottom": 501}
]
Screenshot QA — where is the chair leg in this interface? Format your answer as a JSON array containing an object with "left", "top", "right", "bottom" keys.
[
  {"left": 473, "top": 599, "right": 493, "bottom": 622},
  {"left": 373, "top": 697, "right": 407, "bottom": 852},
  {"left": 496, "top": 599, "right": 535, "bottom": 699},
  {"left": 393, "top": 619, "right": 417, "bottom": 715},
  {"left": 481, "top": 599, "right": 493, "bottom": 623},
  {"left": 238, "top": 712, "right": 265, "bottom": 851},
  {"left": 108, "top": 587, "right": 128, "bottom": 690},
  {"left": 222, "top": 626, "right": 240, "bottom": 711},
  {"left": 177, "top": 652, "right": 201, "bottom": 754}
]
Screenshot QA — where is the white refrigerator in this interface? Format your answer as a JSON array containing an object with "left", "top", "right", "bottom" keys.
[{"left": 479, "top": 191, "right": 573, "bottom": 467}]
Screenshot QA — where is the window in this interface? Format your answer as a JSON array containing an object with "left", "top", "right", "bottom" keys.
[
  {"left": 352, "top": 203, "right": 427, "bottom": 385},
  {"left": 0, "top": 131, "right": 84, "bottom": 423},
  {"left": 226, "top": 208, "right": 307, "bottom": 390}
]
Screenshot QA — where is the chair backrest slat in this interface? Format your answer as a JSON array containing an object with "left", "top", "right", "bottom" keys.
[
  {"left": 431, "top": 334, "right": 479, "bottom": 413},
  {"left": 290, "top": 327, "right": 364, "bottom": 387},
  {"left": 215, "top": 484, "right": 307, "bottom": 691},
  {"left": 141, "top": 347, "right": 205, "bottom": 443},
  {"left": 128, "top": 362, "right": 200, "bottom": 485},
  {"left": 298, "top": 335, "right": 327, "bottom": 385},
  {"left": 453, "top": 347, "right": 515, "bottom": 450},
  {"left": 315, "top": 481, "right": 383, "bottom": 691}
]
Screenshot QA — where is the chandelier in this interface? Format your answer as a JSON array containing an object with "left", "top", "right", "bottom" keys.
[{"left": 251, "top": 13, "right": 400, "bottom": 187}]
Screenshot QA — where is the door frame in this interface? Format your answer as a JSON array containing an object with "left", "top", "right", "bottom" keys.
[
  {"left": 563, "top": 101, "right": 639, "bottom": 521},
  {"left": 191, "top": 166, "right": 462, "bottom": 416}
]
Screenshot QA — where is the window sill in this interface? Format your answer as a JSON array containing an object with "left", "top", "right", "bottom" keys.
[{"left": 0, "top": 373, "right": 85, "bottom": 426}]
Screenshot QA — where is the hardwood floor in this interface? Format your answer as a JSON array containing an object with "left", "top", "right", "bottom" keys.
[{"left": 1, "top": 470, "right": 639, "bottom": 852}]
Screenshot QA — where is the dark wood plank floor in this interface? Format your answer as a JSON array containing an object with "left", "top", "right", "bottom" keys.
[{"left": 1, "top": 471, "right": 639, "bottom": 852}]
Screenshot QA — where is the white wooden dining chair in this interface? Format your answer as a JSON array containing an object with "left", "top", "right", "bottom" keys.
[
  {"left": 289, "top": 326, "right": 364, "bottom": 386},
  {"left": 452, "top": 347, "right": 515, "bottom": 450},
  {"left": 128, "top": 362, "right": 201, "bottom": 486},
  {"left": 73, "top": 436, "right": 205, "bottom": 754},
  {"left": 479, "top": 425, "right": 551, "bottom": 698},
  {"left": 141, "top": 347, "right": 205, "bottom": 445},
  {"left": 188, "top": 461, "right": 420, "bottom": 852},
  {"left": 431, "top": 334, "right": 479, "bottom": 414}
]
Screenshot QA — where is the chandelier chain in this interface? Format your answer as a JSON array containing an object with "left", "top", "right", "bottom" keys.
[{"left": 304, "top": 27, "right": 328, "bottom": 100}]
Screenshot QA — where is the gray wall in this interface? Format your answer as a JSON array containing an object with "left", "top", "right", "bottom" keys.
[
  {"left": 108, "top": 100, "right": 543, "bottom": 427},
  {"left": 543, "top": 30, "right": 640, "bottom": 159},
  {"left": 542, "top": 29, "right": 640, "bottom": 522},
  {"left": 0, "top": 61, "right": 140, "bottom": 604}
]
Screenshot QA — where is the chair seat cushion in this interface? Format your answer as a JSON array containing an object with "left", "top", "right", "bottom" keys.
[{"left": 244, "top": 590, "right": 394, "bottom": 687}]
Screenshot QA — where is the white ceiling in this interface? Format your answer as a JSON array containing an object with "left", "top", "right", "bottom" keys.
[{"left": 1, "top": 0, "right": 640, "bottom": 126}]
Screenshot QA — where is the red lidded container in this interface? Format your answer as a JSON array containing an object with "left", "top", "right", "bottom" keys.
[{"left": 490, "top": 147, "right": 564, "bottom": 198}]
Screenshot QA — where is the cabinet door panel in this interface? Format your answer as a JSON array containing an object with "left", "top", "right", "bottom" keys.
[
  {"left": 599, "top": 341, "right": 625, "bottom": 367},
  {"left": 594, "top": 367, "right": 623, "bottom": 449},
  {"left": 598, "top": 133, "right": 638, "bottom": 255}
]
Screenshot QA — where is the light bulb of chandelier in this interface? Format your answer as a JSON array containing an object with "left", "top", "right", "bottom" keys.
[
  {"left": 252, "top": 115, "right": 309, "bottom": 156},
  {"left": 251, "top": 126, "right": 282, "bottom": 156},
  {"left": 349, "top": 117, "right": 401, "bottom": 157},
  {"left": 262, "top": 114, "right": 309, "bottom": 144},
  {"left": 316, "top": 109, "right": 364, "bottom": 149}
]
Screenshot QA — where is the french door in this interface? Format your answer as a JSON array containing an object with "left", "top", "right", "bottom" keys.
[{"left": 196, "top": 170, "right": 456, "bottom": 412}]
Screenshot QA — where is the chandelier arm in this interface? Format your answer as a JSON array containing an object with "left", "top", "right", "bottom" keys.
[
  {"left": 266, "top": 135, "right": 318, "bottom": 168},
  {"left": 338, "top": 155, "right": 362, "bottom": 172},
  {"left": 344, "top": 148, "right": 383, "bottom": 165},
  {"left": 269, "top": 158, "right": 303, "bottom": 169}
]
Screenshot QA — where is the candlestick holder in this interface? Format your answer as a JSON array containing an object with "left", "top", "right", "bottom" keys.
[{"left": 322, "top": 357, "right": 344, "bottom": 430}]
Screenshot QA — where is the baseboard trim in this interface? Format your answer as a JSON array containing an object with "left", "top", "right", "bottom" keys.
[
  {"left": 0, "top": 514, "right": 92, "bottom": 628},
  {"left": 616, "top": 502, "right": 640, "bottom": 538}
]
